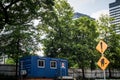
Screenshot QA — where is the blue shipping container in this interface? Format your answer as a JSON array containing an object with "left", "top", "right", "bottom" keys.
[{"left": 19, "top": 56, "right": 68, "bottom": 78}]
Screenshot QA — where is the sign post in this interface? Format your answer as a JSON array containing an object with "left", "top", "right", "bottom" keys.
[{"left": 96, "top": 40, "right": 110, "bottom": 80}]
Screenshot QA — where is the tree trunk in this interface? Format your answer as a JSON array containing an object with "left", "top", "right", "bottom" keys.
[
  {"left": 109, "top": 68, "right": 112, "bottom": 78},
  {"left": 81, "top": 66, "right": 85, "bottom": 79},
  {"left": 16, "top": 38, "right": 20, "bottom": 79},
  {"left": 15, "top": 60, "right": 18, "bottom": 79}
]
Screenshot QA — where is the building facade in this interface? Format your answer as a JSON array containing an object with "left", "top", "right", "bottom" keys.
[
  {"left": 73, "top": 12, "right": 92, "bottom": 19},
  {"left": 109, "top": 0, "right": 120, "bottom": 33}
]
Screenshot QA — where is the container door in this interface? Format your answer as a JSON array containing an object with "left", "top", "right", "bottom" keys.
[{"left": 60, "top": 61, "right": 67, "bottom": 76}]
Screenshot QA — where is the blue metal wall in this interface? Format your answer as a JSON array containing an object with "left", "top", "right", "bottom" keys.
[{"left": 19, "top": 56, "right": 68, "bottom": 78}]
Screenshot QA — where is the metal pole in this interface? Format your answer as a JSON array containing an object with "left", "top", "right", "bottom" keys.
[
  {"left": 103, "top": 70, "right": 106, "bottom": 80},
  {"left": 102, "top": 53, "right": 106, "bottom": 80}
]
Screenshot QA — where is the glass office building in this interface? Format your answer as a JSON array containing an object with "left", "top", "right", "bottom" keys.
[{"left": 109, "top": 0, "right": 120, "bottom": 33}]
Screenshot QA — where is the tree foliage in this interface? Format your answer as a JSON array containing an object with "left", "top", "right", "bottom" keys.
[
  {"left": 0, "top": 0, "right": 54, "bottom": 29},
  {"left": 40, "top": 0, "right": 74, "bottom": 57},
  {"left": 0, "top": 0, "right": 119, "bottom": 73},
  {"left": 40, "top": 0, "right": 99, "bottom": 70},
  {"left": 0, "top": 0, "right": 55, "bottom": 77},
  {"left": 70, "top": 17, "right": 99, "bottom": 69},
  {"left": 0, "top": 0, "right": 55, "bottom": 61}
]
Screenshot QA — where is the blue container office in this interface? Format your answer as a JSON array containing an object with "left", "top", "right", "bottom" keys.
[{"left": 19, "top": 56, "right": 68, "bottom": 78}]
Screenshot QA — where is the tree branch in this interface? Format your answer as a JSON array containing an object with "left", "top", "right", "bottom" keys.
[
  {"left": 0, "top": 2, "right": 5, "bottom": 11},
  {"left": 0, "top": 2, "right": 8, "bottom": 25},
  {"left": 5, "top": 0, "right": 21, "bottom": 9},
  {"left": 0, "top": 0, "right": 21, "bottom": 25}
]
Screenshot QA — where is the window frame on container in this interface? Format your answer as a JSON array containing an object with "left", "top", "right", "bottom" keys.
[
  {"left": 50, "top": 61, "right": 57, "bottom": 69},
  {"left": 38, "top": 59, "right": 45, "bottom": 68}
]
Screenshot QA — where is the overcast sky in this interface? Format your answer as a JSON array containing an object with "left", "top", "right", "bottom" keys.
[{"left": 67, "top": 0, "right": 115, "bottom": 19}]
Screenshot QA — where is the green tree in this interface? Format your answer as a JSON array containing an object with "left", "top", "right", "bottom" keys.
[
  {"left": 40, "top": 0, "right": 99, "bottom": 78},
  {"left": 70, "top": 17, "right": 98, "bottom": 78},
  {"left": 0, "top": 0, "right": 55, "bottom": 59},
  {"left": 42, "top": 15, "right": 99, "bottom": 78},
  {"left": 0, "top": 0, "right": 55, "bottom": 77},
  {"left": 40, "top": 0, "right": 74, "bottom": 57},
  {"left": 0, "top": 0, "right": 54, "bottom": 30}
]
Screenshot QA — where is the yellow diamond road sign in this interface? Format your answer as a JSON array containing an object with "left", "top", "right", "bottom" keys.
[
  {"left": 96, "top": 40, "right": 108, "bottom": 54},
  {"left": 97, "top": 56, "right": 110, "bottom": 70}
]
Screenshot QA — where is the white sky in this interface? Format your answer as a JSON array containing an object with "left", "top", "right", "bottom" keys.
[{"left": 67, "top": 0, "right": 115, "bottom": 19}]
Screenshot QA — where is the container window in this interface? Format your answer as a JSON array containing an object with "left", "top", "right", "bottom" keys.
[
  {"left": 38, "top": 60, "right": 45, "bottom": 68},
  {"left": 50, "top": 61, "right": 57, "bottom": 69}
]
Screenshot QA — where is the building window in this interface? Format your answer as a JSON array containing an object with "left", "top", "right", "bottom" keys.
[
  {"left": 50, "top": 61, "right": 57, "bottom": 69},
  {"left": 38, "top": 60, "right": 45, "bottom": 68}
]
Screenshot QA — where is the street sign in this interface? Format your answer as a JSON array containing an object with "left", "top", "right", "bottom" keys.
[
  {"left": 96, "top": 40, "right": 108, "bottom": 54},
  {"left": 97, "top": 56, "right": 110, "bottom": 70}
]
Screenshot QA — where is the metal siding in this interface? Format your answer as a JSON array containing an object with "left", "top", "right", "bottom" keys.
[
  {"left": 31, "top": 56, "right": 37, "bottom": 77},
  {"left": 59, "top": 59, "right": 68, "bottom": 76},
  {"left": 49, "top": 58, "right": 58, "bottom": 78},
  {"left": 19, "top": 56, "right": 68, "bottom": 78},
  {"left": 37, "top": 57, "right": 47, "bottom": 78},
  {"left": 31, "top": 56, "right": 48, "bottom": 78},
  {"left": 19, "top": 56, "right": 32, "bottom": 77}
]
